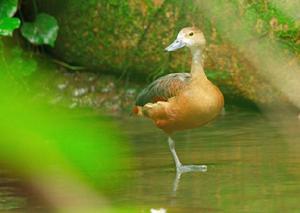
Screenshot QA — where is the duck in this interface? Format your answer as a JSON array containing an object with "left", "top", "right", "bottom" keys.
[{"left": 133, "top": 27, "right": 224, "bottom": 173}]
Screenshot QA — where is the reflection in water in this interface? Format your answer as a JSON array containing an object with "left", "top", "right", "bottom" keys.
[
  {"left": 172, "top": 172, "right": 182, "bottom": 196},
  {"left": 172, "top": 164, "right": 207, "bottom": 196}
]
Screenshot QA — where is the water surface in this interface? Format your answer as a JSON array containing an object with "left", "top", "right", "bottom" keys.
[
  {"left": 1, "top": 108, "right": 300, "bottom": 212},
  {"left": 113, "top": 108, "right": 300, "bottom": 212}
]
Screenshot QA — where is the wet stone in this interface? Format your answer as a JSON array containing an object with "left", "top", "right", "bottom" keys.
[
  {"left": 90, "top": 85, "right": 96, "bottom": 93},
  {"left": 100, "top": 82, "right": 115, "bottom": 93},
  {"left": 125, "top": 88, "right": 137, "bottom": 98},
  {"left": 57, "top": 82, "right": 68, "bottom": 91},
  {"left": 72, "top": 87, "right": 89, "bottom": 97},
  {"left": 34, "top": 68, "right": 140, "bottom": 114},
  {"left": 86, "top": 73, "right": 98, "bottom": 82}
]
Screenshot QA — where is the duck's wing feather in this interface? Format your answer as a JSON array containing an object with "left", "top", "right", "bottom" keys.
[{"left": 135, "top": 73, "right": 191, "bottom": 106}]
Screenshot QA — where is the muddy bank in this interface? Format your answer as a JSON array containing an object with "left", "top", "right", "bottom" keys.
[{"left": 31, "top": 67, "right": 140, "bottom": 114}]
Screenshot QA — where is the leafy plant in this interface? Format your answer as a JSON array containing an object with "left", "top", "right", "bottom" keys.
[
  {"left": 0, "top": 0, "right": 18, "bottom": 17},
  {"left": 0, "top": 0, "right": 59, "bottom": 46},
  {"left": 21, "top": 13, "right": 58, "bottom": 47},
  {"left": 0, "top": 39, "right": 37, "bottom": 80},
  {"left": 0, "top": 17, "right": 20, "bottom": 36},
  {"left": 0, "top": 0, "right": 20, "bottom": 36}
]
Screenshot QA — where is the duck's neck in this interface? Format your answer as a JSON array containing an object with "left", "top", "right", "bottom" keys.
[{"left": 190, "top": 48, "right": 207, "bottom": 80}]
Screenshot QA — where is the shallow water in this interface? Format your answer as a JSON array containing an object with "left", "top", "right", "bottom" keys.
[
  {"left": 1, "top": 108, "right": 300, "bottom": 212},
  {"left": 113, "top": 108, "right": 300, "bottom": 212}
]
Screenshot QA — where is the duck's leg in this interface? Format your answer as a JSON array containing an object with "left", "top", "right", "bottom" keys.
[
  {"left": 167, "top": 136, "right": 182, "bottom": 169},
  {"left": 167, "top": 136, "right": 207, "bottom": 173}
]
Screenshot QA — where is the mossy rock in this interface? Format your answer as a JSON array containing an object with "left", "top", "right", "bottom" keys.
[{"left": 23, "top": 0, "right": 300, "bottom": 106}]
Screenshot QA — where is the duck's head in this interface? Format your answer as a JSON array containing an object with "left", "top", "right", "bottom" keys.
[{"left": 165, "top": 27, "right": 206, "bottom": 52}]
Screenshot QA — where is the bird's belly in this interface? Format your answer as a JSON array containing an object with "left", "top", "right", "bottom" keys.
[
  {"left": 157, "top": 86, "right": 224, "bottom": 133},
  {"left": 164, "top": 105, "right": 219, "bottom": 132}
]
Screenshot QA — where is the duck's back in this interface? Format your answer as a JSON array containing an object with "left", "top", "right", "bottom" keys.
[{"left": 135, "top": 73, "right": 191, "bottom": 106}]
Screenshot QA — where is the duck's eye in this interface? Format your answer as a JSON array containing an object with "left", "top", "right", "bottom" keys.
[{"left": 189, "top": 32, "right": 194, "bottom": 36}]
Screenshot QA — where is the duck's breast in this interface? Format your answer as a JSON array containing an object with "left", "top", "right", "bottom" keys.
[{"left": 165, "top": 81, "right": 224, "bottom": 128}]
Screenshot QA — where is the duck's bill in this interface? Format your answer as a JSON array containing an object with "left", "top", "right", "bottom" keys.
[{"left": 165, "top": 39, "right": 185, "bottom": 51}]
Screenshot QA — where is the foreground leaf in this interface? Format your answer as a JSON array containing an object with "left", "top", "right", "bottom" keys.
[
  {"left": 10, "top": 47, "right": 37, "bottom": 76},
  {"left": 0, "top": 0, "right": 18, "bottom": 18},
  {"left": 0, "top": 17, "right": 20, "bottom": 36},
  {"left": 21, "top": 13, "right": 59, "bottom": 47},
  {"left": 0, "top": 40, "right": 37, "bottom": 78}
]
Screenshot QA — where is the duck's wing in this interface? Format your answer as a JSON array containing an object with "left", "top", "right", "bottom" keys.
[{"left": 135, "top": 73, "right": 191, "bottom": 106}]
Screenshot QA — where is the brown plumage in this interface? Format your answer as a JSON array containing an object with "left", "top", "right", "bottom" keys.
[
  {"left": 133, "top": 27, "right": 224, "bottom": 173},
  {"left": 135, "top": 73, "right": 191, "bottom": 106}
]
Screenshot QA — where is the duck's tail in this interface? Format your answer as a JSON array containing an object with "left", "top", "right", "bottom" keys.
[{"left": 132, "top": 106, "right": 144, "bottom": 116}]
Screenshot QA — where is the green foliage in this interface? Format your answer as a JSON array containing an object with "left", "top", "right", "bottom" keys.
[
  {"left": 0, "top": 103, "right": 128, "bottom": 187},
  {"left": 0, "top": 0, "right": 59, "bottom": 78},
  {"left": 10, "top": 46, "right": 37, "bottom": 76},
  {"left": 0, "top": 17, "right": 20, "bottom": 36},
  {"left": 0, "top": 0, "right": 18, "bottom": 17},
  {"left": 0, "top": 83, "right": 131, "bottom": 213},
  {"left": 0, "top": 0, "right": 20, "bottom": 36},
  {"left": 21, "top": 13, "right": 59, "bottom": 47},
  {"left": 0, "top": 0, "right": 59, "bottom": 47},
  {"left": 0, "top": 39, "right": 37, "bottom": 80},
  {"left": 0, "top": 39, "right": 130, "bottom": 192}
]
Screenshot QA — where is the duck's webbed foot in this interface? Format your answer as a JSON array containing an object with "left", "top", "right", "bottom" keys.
[
  {"left": 142, "top": 101, "right": 168, "bottom": 119},
  {"left": 176, "top": 164, "right": 207, "bottom": 173}
]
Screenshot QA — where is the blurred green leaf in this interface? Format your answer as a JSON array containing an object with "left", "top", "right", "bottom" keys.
[
  {"left": 0, "top": 99, "right": 129, "bottom": 189},
  {"left": 21, "top": 13, "right": 59, "bottom": 46},
  {"left": 0, "top": 39, "right": 37, "bottom": 77},
  {"left": 0, "top": 0, "right": 18, "bottom": 18},
  {"left": 11, "top": 49, "right": 37, "bottom": 76},
  {"left": 0, "top": 17, "right": 20, "bottom": 36},
  {"left": 0, "top": 0, "right": 20, "bottom": 37}
]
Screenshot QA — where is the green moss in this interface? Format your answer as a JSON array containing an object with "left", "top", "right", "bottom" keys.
[
  {"left": 21, "top": 0, "right": 300, "bottom": 105},
  {"left": 0, "top": 38, "right": 37, "bottom": 83},
  {"left": 247, "top": 1, "right": 300, "bottom": 53}
]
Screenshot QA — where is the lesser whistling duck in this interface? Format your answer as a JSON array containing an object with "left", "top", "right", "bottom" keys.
[{"left": 134, "top": 27, "right": 224, "bottom": 173}]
